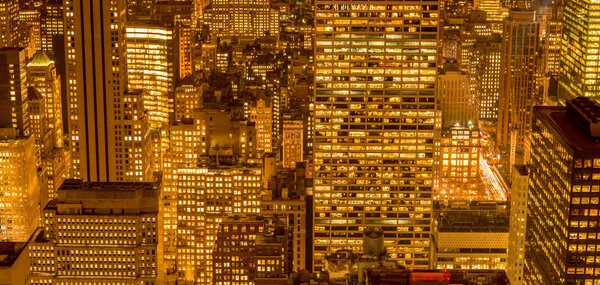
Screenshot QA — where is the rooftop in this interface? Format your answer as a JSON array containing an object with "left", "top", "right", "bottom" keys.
[
  {"left": 535, "top": 103, "right": 600, "bottom": 155},
  {"left": 59, "top": 179, "right": 160, "bottom": 192},
  {"left": 435, "top": 201, "right": 509, "bottom": 232},
  {"left": 0, "top": 242, "right": 27, "bottom": 267},
  {"left": 28, "top": 51, "right": 53, "bottom": 67}
]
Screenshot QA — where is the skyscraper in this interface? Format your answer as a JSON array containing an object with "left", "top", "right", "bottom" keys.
[
  {"left": 437, "top": 67, "right": 475, "bottom": 129},
  {"left": 0, "top": 47, "right": 30, "bottom": 137},
  {"left": 436, "top": 125, "right": 482, "bottom": 200},
  {"left": 282, "top": 113, "right": 304, "bottom": 169},
  {"left": 64, "top": 0, "right": 127, "bottom": 181},
  {"left": 543, "top": 0, "right": 562, "bottom": 77},
  {"left": 313, "top": 0, "right": 438, "bottom": 270},
  {"left": 0, "top": 0, "right": 18, "bottom": 48},
  {"left": 28, "top": 179, "right": 162, "bottom": 283},
  {"left": 507, "top": 165, "right": 528, "bottom": 285},
  {"left": 0, "top": 132, "right": 39, "bottom": 242},
  {"left": 210, "top": 0, "right": 279, "bottom": 39},
  {"left": 496, "top": 10, "right": 538, "bottom": 159},
  {"left": 40, "top": 0, "right": 64, "bottom": 57},
  {"left": 525, "top": 98, "right": 600, "bottom": 284},
  {"left": 27, "top": 51, "right": 63, "bottom": 148},
  {"left": 126, "top": 24, "right": 175, "bottom": 127},
  {"left": 472, "top": 39, "right": 502, "bottom": 122},
  {"left": 114, "top": 90, "right": 153, "bottom": 182},
  {"left": 559, "top": 0, "right": 600, "bottom": 100}
]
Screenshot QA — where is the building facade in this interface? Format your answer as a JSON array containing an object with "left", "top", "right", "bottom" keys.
[
  {"left": 126, "top": 24, "right": 175, "bottom": 128},
  {"left": 313, "top": 0, "right": 439, "bottom": 270},
  {"left": 0, "top": 133, "right": 39, "bottom": 242},
  {"left": 64, "top": 0, "right": 127, "bottom": 181},
  {"left": 525, "top": 98, "right": 600, "bottom": 284},
  {"left": 559, "top": 0, "right": 600, "bottom": 100},
  {"left": 28, "top": 179, "right": 162, "bottom": 283}
]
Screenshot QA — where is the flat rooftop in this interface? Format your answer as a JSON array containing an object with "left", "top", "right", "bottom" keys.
[
  {"left": 535, "top": 106, "right": 600, "bottom": 155},
  {"left": 0, "top": 242, "right": 27, "bottom": 267},
  {"left": 435, "top": 202, "right": 509, "bottom": 232},
  {"left": 59, "top": 179, "right": 160, "bottom": 192}
]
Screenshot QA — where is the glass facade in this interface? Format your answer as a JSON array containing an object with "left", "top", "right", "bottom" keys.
[{"left": 313, "top": 0, "right": 439, "bottom": 270}]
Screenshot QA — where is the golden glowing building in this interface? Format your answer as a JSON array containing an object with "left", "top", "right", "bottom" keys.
[
  {"left": 155, "top": 1, "right": 194, "bottom": 81},
  {"left": 65, "top": 0, "right": 127, "bottom": 181},
  {"left": 174, "top": 75, "right": 203, "bottom": 121},
  {"left": 212, "top": 215, "right": 289, "bottom": 285},
  {"left": 0, "top": 48, "right": 30, "bottom": 137},
  {"left": 210, "top": 0, "right": 279, "bottom": 39},
  {"left": 0, "top": 0, "right": 18, "bottom": 48},
  {"left": 497, "top": 10, "right": 538, "bottom": 154},
  {"left": 41, "top": 147, "right": 70, "bottom": 203},
  {"left": 175, "top": 166, "right": 262, "bottom": 284},
  {"left": 507, "top": 165, "right": 528, "bottom": 285},
  {"left": 40, "top": 0, "right": 63, "bottom": 57},
  {"left": 282, "top": 114, "right": 304, "bottom": 169},
  {"left": 313, "top": 0, "right": 438, "bottom": 270},
  {"left": 436, "top": 125, "right": 482, "bottom": 201},
  {"left": 544, "top": 1, "right": 562, "bottom": 77},
  {"left": 161, "top": 102, "right": 263, "bottom": 283},
  {"left": 0, "top": 132, "right": 39, "bottom": 242},
  {"left": 18, "top": 8, "right": 42, "bottom": 58},
  {"left": 437, "top": 68, "right": 475, "bottom": 129},
  {"left": 114, "top": 90, "right": 153, "bottom": 182},
  {"left": 27, "top": 51, "right": 63, "bottom": 148},
  {"left": 249, "top": 97, "right": 273, "bottom": 154},
  {"left": 27, "top": 87, "right": 51, "bottom": 160},
  {"left": 126, "top": 24, "right": 175, "bottom": 128},
  {"left": 525, "top": 99, "right": 600, "bottom": 284},
  {"left": 474, "top": 0, "right": 507, "bottom": 22},
  {"left": 434, "top": 201, "right": 509, "bottom": 270},
  {"left": 559, "top": 0, "right": 600, "bottom": 100},
  {"left": 28, "top": 179, "right": 162, "bottom": 283},
  {"left": 161, "top": 118, "right": 202, "bottom": 264},
  {"left": 473, "top": 39, "right": 501, "bottom": 122}
]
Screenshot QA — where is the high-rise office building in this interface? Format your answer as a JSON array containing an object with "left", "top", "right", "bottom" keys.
[
  {"left": 40, "top": 0, "right": 64, "bottom": 58},
  {"left": 155, "top": 0, "right": 194, "bottom": 81},
  {"left": 126, "top": 24, "right": 175, "bottom": 128},
  {"left": 210, "top": 0, "right": 279, "bottom": 39},
  {"left": 175, "top": 166, "right": 262, "bottom": 284},
  {"left": 114, "top": 90, "right": 153, "bottom": 182},
  {"left": 496, "top": 10, "right": 538, "bottom": 155},
  {"left": 474, "top": 0, "right": 506, "bottom": 22},
  {"left": 28, "top": 179, "right": 162, "bottom": 283},
  {"left": 174, "top": 75, "right": 202, "bottom": 121},
  {"left": 0, "top": 131, "right": 39, "bottom": 242},
  {"left": 313, "top": 0, "right": 438, "bottom": 270},
  {"left": 18, "top": 7, "right": 42, "bottom": 58},
  {"left": 64, "top": 0, "right": 127, "bottom": 181},
  {"left": 249, "top": 97, "right": 273, "bottom": 153},
  {"left": 433, "top": 201, "right": 509, "bottom": 270},
  {"left": 525, "top": 98, "right": 600, "bottom": 284},
  {"left": 507, "top": 165, "right": 528, "bottom": 285},
  {"left": 28, "top": 86, "right": 51, "bottom": 158},
  {"left": 559, "top": 0, "right": 600, "bottom": 100},
  {"left": 41, "top": 146, "right": 70, "bottom": 202},
  {"left": 473, "top": 39, "right": 502, "bottom": 122},
  {"left": 0, "top": 0, "right": 18, "bottom": 48},
  {"left": 282, "top": 113, "right": 303, "bottom": 169},
  {"left": 435, "top": 125, "right": 482, "bottom": 201},
  {"left": 212, "top": 215, "right": 289, "bottom": 285},
  {"left": 437, "top": 67, "right": 475, "bottom": 129},
  {"left": 27, "top": 51, "right": 63, "bottom": 148},
  {"left": 544, "top": 0, "right": 562, "bottom": 77},
  {"left": 0, "top": 47, "right": 30, "bottom": 137}
]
